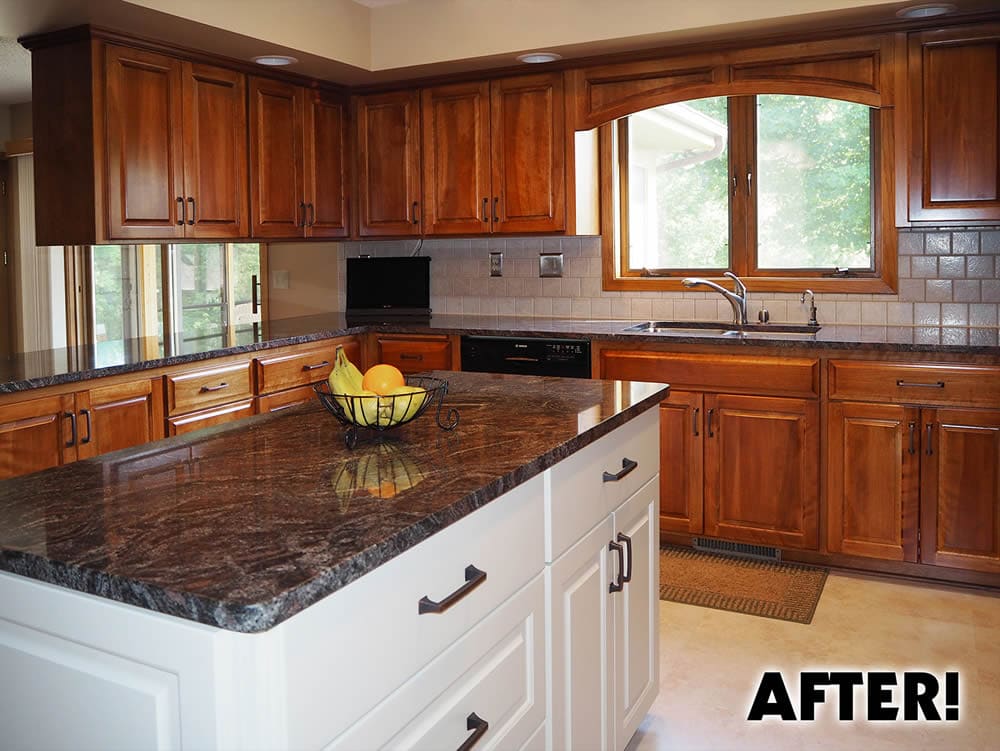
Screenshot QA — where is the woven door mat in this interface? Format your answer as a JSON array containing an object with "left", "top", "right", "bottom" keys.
[{"left": 659, "top": 545, "right": 828, "bottom": 624}]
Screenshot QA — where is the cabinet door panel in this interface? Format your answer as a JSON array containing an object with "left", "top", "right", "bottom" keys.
[
  {"left": 104, "top": 45, "right": 184, "bottom": 239},
  {"left": 907, "top": 27, "right": 1000, "bottom": 222},
  {"left": 182, "top": 63, "right": 247, "bottom": 238},
  {"left": 827, "top": 402, "right": 919, "bottom": 561},
  {"left": 76, "top": 379, "right": 165, "bottom": 461},
  {"left": 658, "top": 391, "right": 703, "bottom": 535},
  {"left": 704, "top": 394, "right": 819, "bottom": 550},
  {"left": 921, "top": 409, "right": 1000, "bottom": 574},
  {"left": 612, "top": 477, "right": 659, "bottom": 751},
  {"left": 421, "top": 82, "right": 492, "bottom": 235},
  {"left": 356, "top": 91, "right": 422, "bottom": 236},
  {"left": 490, "top": 74, "right": 566, "bottom": 233},
  {"left": 0, "top": 395, "right": 75, "bottom": 479},
  {"left": 304, "top": 92, "right": 348, "bottom": 238},
  {"left": 250, "top": 77, "right": 304, "bottom": 238},
  {"left": 547, "top": 515, "right": 614, "bottom": 751}
]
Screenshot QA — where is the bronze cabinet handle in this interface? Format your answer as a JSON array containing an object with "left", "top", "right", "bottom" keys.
[
  {"left": 199, "top": 382, "right": 229, "bottom": 393},
  {"left": 457, "top": 713, "right": 489, "bottom": 751},
  {"left": 411, "top": 201, "right": 420, "bottom": 224},
  {"left": 418, "top": 565, "right": 487, "bottom": 614},
  {"left": 64, "top": 411, "right": 77, "bottom": 448},
  {"left": 482, "top": 197, "right": 489, "bottom": 223},
  {"left": 80, "top": 409, "right": 92, "bottom": 445},
  {"left": 176, "top": 196, "right": 185, "bottom": 225},
  {"left": 492, "top": 196, "right": 499, "bottom": 223},
  {"left": 706, "top": 408, "right": 715, "bottom": 437},
  {"left": 926, "top": 424, "right": 933, "bottom": 456},
  {"left": 693, "top": 407, "right": 700, "bottom": 436},
  {"left": 617, "top": 532, "right": 633, "bottom": 584},
  {"left": 187, "top": 197, "right": 195, "bottom": 225},
  {"left": 307, "top": 202, "right": 315, "bottom": 227},
  {"left": 299, "top": 202, "right": 307, "bottom": 228},
  {"left": 301, "top": 361, "right": 330, "bottom": 371},
  {"left": 908, "top": 421, "right": 916, "bottom": 455},
  {"left": 609, "top": 540, "right": 625, "bottom": 593},
  {"left": 603, "top": 457, "right": 638, "bottom": 482}
]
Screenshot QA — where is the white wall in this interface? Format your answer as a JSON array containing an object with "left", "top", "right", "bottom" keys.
[{"left": 266, "top": 242, "right": 343, "bottom": 320}]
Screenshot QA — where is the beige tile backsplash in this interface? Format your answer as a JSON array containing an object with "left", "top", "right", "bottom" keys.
[{"left": 339, "top": 229, "right": 1000, "bottom": 327}]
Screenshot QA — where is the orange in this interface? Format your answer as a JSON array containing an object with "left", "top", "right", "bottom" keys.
[{"left": 361, "top": 363, "right": 405, "bottom": 395}]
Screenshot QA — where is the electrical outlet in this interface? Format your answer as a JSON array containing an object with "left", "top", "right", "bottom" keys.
[
  {"left": 489, "top": 251, "right": 503, "bottom": 277},
  {"left": 273, "top": 270, "right": 290, "bottom": 289}
]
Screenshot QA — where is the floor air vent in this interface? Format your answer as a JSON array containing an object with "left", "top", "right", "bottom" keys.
[{"left": 692, "top": 537, "right": 781, "bottom": 563}]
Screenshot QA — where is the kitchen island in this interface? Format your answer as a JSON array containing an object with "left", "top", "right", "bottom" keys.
[{"left": 0, "top": 371, "right": 667, "bottom": 750}]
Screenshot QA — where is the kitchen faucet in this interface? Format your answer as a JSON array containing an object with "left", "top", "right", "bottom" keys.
[{"left": 682, "top": 272, "right": 750, "bottom": 326}]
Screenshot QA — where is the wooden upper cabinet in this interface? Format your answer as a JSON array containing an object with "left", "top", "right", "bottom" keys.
[
  {"left": 181, "top": 62, "right": 248, "bottom": 238},
  {"left": 355, "top": 90, "right": 422, "bottom": 237},
  {"left": 250, "top": 77, "right": 305, "bottom": 237},
  {"left": 421, "top": 82, "right": 492, "bottom": 235},
  {"left": 250, "top": 78, "right": 348, "bottom": 239},
  {"left": 490, "top": 73, "right": 566, "bottom": 233},
  {"left": 104, "top": 44, "right": 186, "bottom": 239},
  {"left": 905, "top": 25, "right": 1000, "bottom": 223},
  {"left": 421, "top": 73, "right": 566, "bottom": 235}
]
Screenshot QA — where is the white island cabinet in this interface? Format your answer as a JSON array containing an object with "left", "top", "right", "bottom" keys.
[{"left": 0, "top": 403, "right": 661, "bottom": 751}]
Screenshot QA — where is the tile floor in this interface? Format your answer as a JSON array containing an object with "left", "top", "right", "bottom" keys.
[{"left": 628, "top": 571, "right": 1000, "bottom": 751}]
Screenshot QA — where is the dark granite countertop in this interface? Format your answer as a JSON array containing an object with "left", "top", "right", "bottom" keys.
[
  {"left": 0, "top": 371, "right": 668, "bottom": 632},
  {"left": 1, "top": 312, "right": 997, "bottom": 394}
]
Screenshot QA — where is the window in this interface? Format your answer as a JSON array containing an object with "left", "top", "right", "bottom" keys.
[{"left": 608, "top": 93, "right": 892, "bottom": 292}]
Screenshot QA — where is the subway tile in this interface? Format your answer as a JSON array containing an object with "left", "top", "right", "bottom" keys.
[
  {"left": 560, "top": 277, "right": 582, "bottom": 298},
  {"left": 941, "top": 303, "right": 969, "bottom": 326},
  {"left": 522, "top": 277, "right": 542, "bottom": 297},
  {"left": 952, "top": 280, "right": 982, "bottom": 303},
  {"left": 463, "top": 296, "right": 482, "bottom": 315},
  {"left": 886, "top": 302, "right": 914, "bottom": 325},
  {"left": 970, "top": 304, "right": 999, "bottom": 327},
  {"left": 898, "top": 232, "right": 924, "bottom": 255},
  {"left": 540, "top": 278, "right": 561, "bottom": 297},
  {"left": 486, "top": 277, "right": 506, "bottom": 296},
  {"left": 467, "top": 277, "right": 489, "bottom": 297},
  {"left": 765, "top": 301, "right": 787, "bottom": 321},
  {"left": 533, "top": 297, "right": 553, "bottom": 317},
  {"left": 513, "top": 297, "right": 533, "bottom": 316},
  {"left": 695, "top": 300, "right": 719, "bottom": 320},
  {"left": 542, "top": 237, "right": 562, "bottom": 251},
  {"left": 650, "top": 299, "right": 673, "bottom": 319},
  {"left": 590, "top": 297, "right": 612, "bottom": 318},
  {"left": 952, "top": 232, "right": 981, "bottom": 255},
  {"left": 983, "top": 280, "right": 1000, "bottom": 303},
  {"left": 970, "top": 328, "right": 1000, "bottom": 346},
  {"left": 835, "top": 301, "right": 861, "bottom": 324},
  {"left": 914, "top": 327, "right": 941, "bottom": 344},
  {"left": 446, "top": 296, "right": 464, "bottom": 314},
  {"left": 914, "top": 302, "right": 941, "bottom": 325},
  {"left": 552, "top": 297, "right": 574, "bottom": 316},
  {"left": 611, "top": 298, "right": 632, "bottom": 318},
  {"left": 966, "top": 256, "right": 994, "bottom": 279},
  {"left": 896, "top": 256, "right": 911, "bottom": 278},
  {"left": 505, "top": 277, "right": 525, "bottom": 296},
  {"left": 673, "top": 300, "right": 697, "bottom": 319},
  {"left": 567, "top": 257, "right": 591, "bottom": 278},
  {"left": 910, "top": 256, "right": 938, "bottom": 278},
  {"left": 885, "top": 326, "right": 914, "bottom": 343},
  {"left": 925, "top": 232, "right": 951, "bottom": 254},
  {"left": 497, "top": 297, "right": 516, "bottom": 315},
  {"left": 925, "top": 279, "right": 953, "bottom": 301},
  {"left": 571, "top": 298, "right": 591, "bottom": 318},
  {"left": 861, "top": 302, "right": 887, "bottom": 325},
  {"left": 631, "top": 299, "right": 653, "bottom": 319},
  {"left": 981, "top": 231, "right": 1000, "bottom": 254},
  {"left": 589, "top": 258, "right": 605, "bottom": 277},
  {"left": 479, "top": 297, "right": 498, "bottom": 315},
  {"left": 941, "top": 327, "right": 969, "bottom": 346},
  {"left": 579, "top": 277, "right": 601, "bottom": 297},
  {"left": 937, "top": 256, "right": 966, "bottom": 278},
  {"left": 898, "top": 278, "right": 925, "bottom": 301}
]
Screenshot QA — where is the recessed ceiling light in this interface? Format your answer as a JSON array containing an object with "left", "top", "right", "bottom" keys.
[
  {"left": 516, "top": 52, "right": 562, "bottom": 64},
  {"left": 895, "top": 3, "right": 957, "bottom": 18},
  {"left": 252, "top": 54, "right": 299, "bottom": 66}
]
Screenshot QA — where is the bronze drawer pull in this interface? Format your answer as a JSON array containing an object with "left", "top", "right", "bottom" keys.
[
  {"left": 399, "top": 353, "right": 423, "bottom": 361},
  {"left": 692, "top": 407, "right": 700, "bottom": 436},
  {"left": 418, "top": 565, "right": 487, "bottom": 614},
  {"left": 199, "top": 382, "right": 229, "bottom": 393},
  {"left": 609, "top": 540, "right": 625, "bottom": 593},
  {"left": 617, "top": 532, "right": 633, "bottom": 583},
  {"left": 457, "top": 713, "right": 489, "bottom": 751},
  {"left": 603, "top": 457, "right": 638, "bottom": 482},
  {"left": 187, "top": 197, "right": 195, "bottom": 226},
  {"left": 896, "top": 380, "right": 945, "bottom": 389},
  {"left": 176, "top": 196, "right": 185, "bottom": 225},
  {"left": 301, "top": 361, "right": 330, "bottom": 371}
]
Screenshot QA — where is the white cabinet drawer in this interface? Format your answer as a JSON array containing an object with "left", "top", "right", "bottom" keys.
[
  {"left": 546, "top": 408, "right": 658, "bottom": 562},
  {"left": 326, "top": 574, "right": 546, "bottom": 751},
  {"left": 280, "top": 474, "right": 545, "bottom": 749}
]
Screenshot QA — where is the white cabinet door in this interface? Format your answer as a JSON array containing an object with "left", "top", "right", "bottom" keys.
[
  {"left": 612, "top": 476, "right": 660, "bottom": 751},
  {"left": 547, "top": 515, "right": 615, "bottom": 751}
]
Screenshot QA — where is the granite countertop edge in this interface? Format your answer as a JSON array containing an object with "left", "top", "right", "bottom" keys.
[
  {"left": 0, "top": 384, "right": 668, "bottom": 633},
  {"left": 2, "top": 317, "right": 998, "bottom": 394}
]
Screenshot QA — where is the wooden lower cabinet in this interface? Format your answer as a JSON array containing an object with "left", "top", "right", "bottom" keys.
[
  {"left": 921, "top": 408, "right": 1000, "bottom": 574},
  {"left": 0, "top": 394, "right": 75, "bottom": 479},
  {"left": 75, "top": 379, "right": 165, "bottom": 460},
  {"left": 167, "top": 399, "right": 256, "bottom": 436},
  {"left": 658, "top": 389, "right": 819, "bottom": 549},
  {"left": 374, "top": 334, "right": 453, "bottom": 373},
  {"left": 828, "top": 402, "right": 1000, "bottom": 575}
]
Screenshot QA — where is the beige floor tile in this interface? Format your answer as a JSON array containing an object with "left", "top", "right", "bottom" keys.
[{"left": 627, "top": 571, "right": 1000, "bottom": 751}]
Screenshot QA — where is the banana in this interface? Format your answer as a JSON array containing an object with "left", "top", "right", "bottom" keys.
[
  {"left": 386, "top": 385, "right": 427, "bottom": 425},
  {"left": 327, "top": 347, "right": 379, "bottom": 424}
]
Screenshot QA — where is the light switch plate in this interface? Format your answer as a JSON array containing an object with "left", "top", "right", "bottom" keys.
[
  {"left": 489, "top": 251, "right": 503, "bottom": 277},
  {"left": 539, "top": 252, "right": 564, "bottom": 278},
  {"left": 273, "top": 270, "right": 290, "bottom": 289}
]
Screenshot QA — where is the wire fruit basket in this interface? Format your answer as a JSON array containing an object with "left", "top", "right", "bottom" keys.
[{"left": 314, "top": 375, "right": 459, "bottom": 448}]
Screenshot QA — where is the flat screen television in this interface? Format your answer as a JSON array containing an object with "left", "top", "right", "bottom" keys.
[{"left": 345, "top": 256, "right": 431, "bottom": 319}]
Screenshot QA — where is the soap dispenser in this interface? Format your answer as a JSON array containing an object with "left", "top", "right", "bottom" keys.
[{"left": 757, "top": 303, "right": 770, "bottom": 324}]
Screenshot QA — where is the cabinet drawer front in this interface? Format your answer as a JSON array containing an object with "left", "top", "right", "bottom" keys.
[
  {"left": 255, "top": 345, "right": 338, "bottom": 394},
  {"left": 326, "top": 575, "right": 546, "bottom": 751},
  {"left": 376, "top": 337, "right": 452, "bottom": 373},
  {"left": 281, "top": 475, "right": 545, "bottom": 749},
  {"left": 547, "top": 408, "right": 659, "bottom": 562},
  {"left": 601, "top": 351, "right": 819, "bottom": 398},
  {"left": 829, "top": 361, "right": 1000, "bottom": 407},
  {"left": 166, "top": 399, "right": 255, "bottom": 436},
  {"left": 166, "top": 362, "right": 252, "bottom": 415}
]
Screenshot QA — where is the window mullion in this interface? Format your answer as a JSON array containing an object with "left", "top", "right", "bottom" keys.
[{"left": 729, "top": 95, "right": 755, "bottom": 278}]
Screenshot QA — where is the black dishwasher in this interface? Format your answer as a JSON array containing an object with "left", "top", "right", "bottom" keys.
[{"left": 460, "top": 335, "right": 591, "bottom": 378}]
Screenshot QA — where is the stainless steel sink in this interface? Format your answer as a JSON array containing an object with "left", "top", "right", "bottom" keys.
[{"left": 622, "top": 321, "right": 821, "bottom": 337}]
